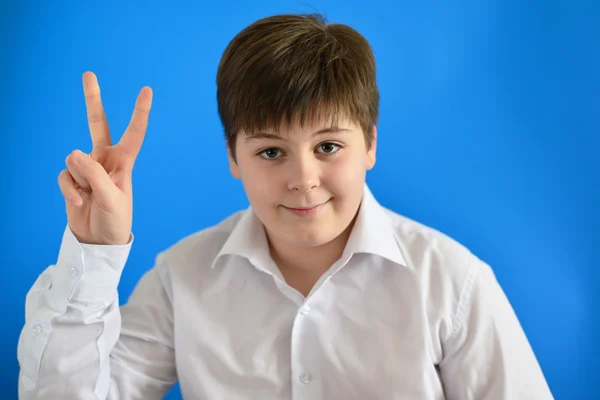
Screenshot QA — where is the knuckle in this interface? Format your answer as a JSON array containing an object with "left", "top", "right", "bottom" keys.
[
  {"left": 134, "top": 105, "right": 150, "bottom": 116},
  {"left": 57, "top": 171, "right": 65, "bottom": 186},
  {"left": 83, "top": 160, "right": 98, "bottom": 177},
  {"left": 87, "top": 160, "right": 107, "bottom": 183},
  {"left": 57, "top": 171, "right": 71, "bottom": 192},
  {"left": 94, "top": 139, "right": 110, "bottom": 147},
  {"left": 87, "top": 112, "right": 107, "bottom": 125},
  {"left": 129, "top": 118, "right": 148, "bottom": 134},
  {"left": 65, "top": 152, "right": 74, "bottom": 166},
  {"left": 66, "top": 150, "right": 83, "bottom": 166},
  {"left": 58, "top": 169, "right": 69, "bottom": 183},
  {"left": 118, "top": 157, "right": 134, "bottom": 171},
  {"left": 128, "top": 122, "right": 143, "bottom": 135}
]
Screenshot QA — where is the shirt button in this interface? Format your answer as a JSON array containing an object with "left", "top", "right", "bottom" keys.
[
  {"left": 33, "top": 324, "right": 43, "bottom": 334},
  {"left": 299, "top": 306, "right": 311, "bottom": 315},
  {"left": 70, "top": 267, "right": 79, "bottom": 277},
  {"left": 299, "top": 372, "right": 313, "bottom": 384}
]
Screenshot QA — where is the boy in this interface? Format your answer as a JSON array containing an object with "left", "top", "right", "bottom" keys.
[{"left": 18, "top": 13, "right": 553, "bottom": 399}]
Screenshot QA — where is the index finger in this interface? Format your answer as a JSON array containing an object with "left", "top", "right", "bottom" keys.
[
  {"left": 118, "top": 86, "right": 153, "bottom": 161},
  {"left": 83, "top": 72, "right": 112, "bottom": 148}
]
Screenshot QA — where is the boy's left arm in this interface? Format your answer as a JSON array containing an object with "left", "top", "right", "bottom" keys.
[{"left": 438, "top": 260, "right": 554, "bottom": 400}]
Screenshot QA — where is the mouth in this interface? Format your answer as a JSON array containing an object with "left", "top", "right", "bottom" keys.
[{"left": 282, "top": 199, "right": 330, "bottom": 216}]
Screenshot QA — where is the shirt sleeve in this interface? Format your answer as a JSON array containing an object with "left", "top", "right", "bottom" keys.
[
  {"left": 17, "top": 225, "right": 178, "bottom": 399},
  {"left": 439, "top": 259, "right": 555, "bottom": 400}
]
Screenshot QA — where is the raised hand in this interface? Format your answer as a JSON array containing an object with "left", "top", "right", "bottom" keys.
[{"left": 58, "top": 72, "right": 153, "bottom": 245}]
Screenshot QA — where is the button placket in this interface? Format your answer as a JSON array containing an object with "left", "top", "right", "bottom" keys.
[
  {"left": 299, "top": 305, "right": 311, "bottom": 315},
  {"left": 32, "top": 324, "right": 43, "bottom": 334},
  {"left": 299, "top": 372, "right": 313, "bottom": 384}
]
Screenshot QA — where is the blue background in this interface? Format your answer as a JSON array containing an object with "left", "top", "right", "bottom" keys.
[{"left": 2, "top": 0, "right": 598, "bottom": 398}]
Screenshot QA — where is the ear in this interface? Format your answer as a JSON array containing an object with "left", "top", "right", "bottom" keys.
[
  {"left": 366, "top": 125, "right": 377, "bottom": 170},
  {"left": 227, "top": 146, "right": 241, "bottom": 179}
]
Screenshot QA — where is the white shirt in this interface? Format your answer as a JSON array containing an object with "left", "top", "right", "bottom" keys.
[{"left": 18, "top": 185, "right": 553, "bottom": 399}]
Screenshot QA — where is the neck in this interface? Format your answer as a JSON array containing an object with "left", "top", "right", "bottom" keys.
[
  {"left": 266, "top": 219, "right": 356, "bottom": 296},
  {"left": 270, "top": 231, "right": 350, "bottom": 272}
]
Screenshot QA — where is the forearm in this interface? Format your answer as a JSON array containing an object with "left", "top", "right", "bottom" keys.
[{"left": 18, "top": 226, "right": 130, "bottom": 399}]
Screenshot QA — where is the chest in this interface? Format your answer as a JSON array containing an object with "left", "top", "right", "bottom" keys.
[{"left": 171, "top": 264, "right": 446, "bottom": 399}]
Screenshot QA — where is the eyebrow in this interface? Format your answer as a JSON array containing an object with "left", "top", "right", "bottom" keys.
[{"left": 244, "top": 127, "right": 351, "bottom": 142}]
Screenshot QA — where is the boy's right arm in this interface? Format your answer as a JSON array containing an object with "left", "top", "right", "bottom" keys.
[
  {"left": 17, "top": 71, "right": 175, "bottom": 398},
  {"left": 17, "top": 225, "right": 177, "bottom": 399}
]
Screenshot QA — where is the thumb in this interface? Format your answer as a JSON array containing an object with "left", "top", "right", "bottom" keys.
[{"left": 70, "top": 151, "right": 121, "bottom": 209}]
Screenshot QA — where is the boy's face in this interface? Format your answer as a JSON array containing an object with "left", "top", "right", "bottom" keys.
[{"left": 228, "top": 117, "right": 377, "bottom": 249}]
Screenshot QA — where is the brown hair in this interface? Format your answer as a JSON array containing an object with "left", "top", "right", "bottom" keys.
[{"left": 216, "top": 13, "right": 379, "bottom": 160}]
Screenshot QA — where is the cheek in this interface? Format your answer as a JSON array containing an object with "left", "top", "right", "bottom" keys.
[
  {"left": 240, "top": 165, "right": 282, "bottom": 205},
  {"left": 324, "top": 155, "right": 367, "bottom": 217},
  {"left": 325, "top": 153, "right": 367, "bottom": 189}
]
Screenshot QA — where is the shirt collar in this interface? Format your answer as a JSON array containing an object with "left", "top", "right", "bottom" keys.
[
  {"left": 212, "top": 184, "right": 408, "bottom": 270},
  {"left": 211, "top": 203, "right": 277, "bottom": 273},
  {"left": 341, "top": 184, "right": 407, "bottom": 266}
]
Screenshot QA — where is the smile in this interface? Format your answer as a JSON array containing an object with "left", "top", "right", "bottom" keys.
[{"left": 282, "top": 200, "right": 330, "bottom": 217}]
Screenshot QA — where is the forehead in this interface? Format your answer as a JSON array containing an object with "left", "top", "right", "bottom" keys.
[{"left": 240, "top": 115, "right": 360, "bottom": 139}]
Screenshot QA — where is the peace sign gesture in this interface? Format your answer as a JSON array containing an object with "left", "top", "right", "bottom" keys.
[{"left": 58, "top": 72, "right": 153, "bottom": 245}]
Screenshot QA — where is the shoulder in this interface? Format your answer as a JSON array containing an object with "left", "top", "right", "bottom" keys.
[
  {"left": 383, "top": 207, "right": 489, "bottom": 336},
  {"left": 154, "top": 209, "right": 246, "bottom": 270},
  {"left": 384, "top": 207, "right": 482, "bottom": 276}
]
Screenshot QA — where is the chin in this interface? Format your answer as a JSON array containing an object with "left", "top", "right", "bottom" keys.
[{"left": 279, "top": 227, "right": 338, "bottom": 248}]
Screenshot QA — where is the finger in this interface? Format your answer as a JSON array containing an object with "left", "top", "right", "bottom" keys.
[
  {"left": 58, "top": 170, "right": 83, "bottom": 207},
  {"left": 118, "top": 86, "right": 153, "bottom": 160},
  {"left": 65, "top": 150, "right": 91, "bottom": 191},
  {"left": 71, "top": 150, "right": 121, "bottom": 209},
  {"left": 83, "top": 71, "right": 112, "bottom": 149}
]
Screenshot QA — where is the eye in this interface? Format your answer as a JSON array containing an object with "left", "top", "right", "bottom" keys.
[
  {"left": 258, "top": 148, "right": 283, "bottom": 160},
  {"left": 317, "top": 142, "right": 341, "bottom": 154}
]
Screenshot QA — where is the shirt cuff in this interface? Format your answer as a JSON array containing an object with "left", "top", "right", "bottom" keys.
[{"left": 55, "top": 225, "right": 134, "bottom": 303}]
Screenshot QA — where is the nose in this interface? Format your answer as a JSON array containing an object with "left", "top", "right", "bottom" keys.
[{"left": 287, "top": 154, "right": 320, "bottom": 192}]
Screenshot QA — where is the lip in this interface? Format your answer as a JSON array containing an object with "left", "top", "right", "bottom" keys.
[{"left": 283, "top": 200, "right": 329, "bottom": 217}]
